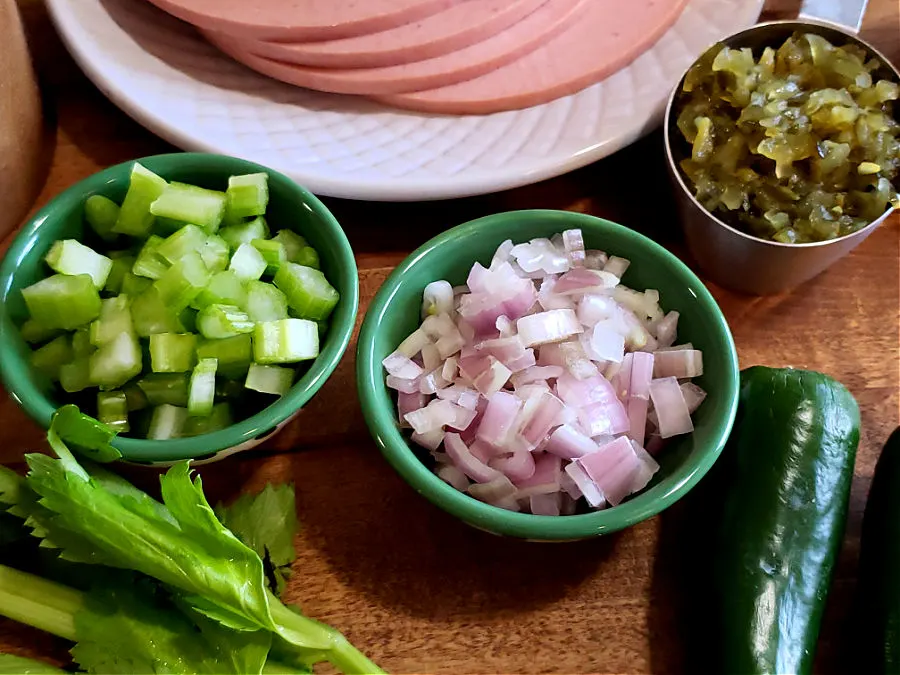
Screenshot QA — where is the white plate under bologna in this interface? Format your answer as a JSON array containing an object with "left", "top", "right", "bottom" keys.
[{"left": 46, "top": 0, "right": 764, "bottom": 202}]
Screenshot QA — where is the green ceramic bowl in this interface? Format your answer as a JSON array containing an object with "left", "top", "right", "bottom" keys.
[
  {"left": 357, "top": 210, "right": 739, "bottom": 541},
  {"left": 0, "top": 153, "right": 358, "bottom": 465}
]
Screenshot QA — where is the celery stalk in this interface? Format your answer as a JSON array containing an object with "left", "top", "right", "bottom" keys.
[
  {"left": 121, "top": 270, "right": 153, "bottom": 297},
  {"left": 19, "top": 319, "right": 61, "bottom": 345},
  {"left": 294, "top": 246, "right": 320, "bottom": 270},
  {"left": 245, "top": 363, "right": 294, "bottom": 396},
  {"left": 253, "top": 319, "right": 318, "bottom": 364},
  {"left": 89, "top": 295, "right": 134, "bottom": 346},
  {"left": 183, "top": 401, "right": 233, "bottom": 436},
  {"left": 59, "top": 357, "right": 92, "bottom": 393},
  {"left": 157, "top": 224, "right": 209, "bottom": 264},
  {"left": 219, "top": 216, "right": 269, "bottom": 251},
  {"left": 88, "top": 332, "right": 142, "bottom": 389},
  {"left": 22, "top": 274, "right": 102, "bottom": 330},
  {"left": 71, "top": 328, "right": 95, "bottom": 358},
  {"left": 273, "top": 263, "right": 339, "bottom": 321},
  {"left": 271, "top": 230, "right": 307, "bottom": 263},
  {"left": 149, "top": 333, "right": 197, "bottom": 373},
  {"left": 130, "top": 287, "right": 186, "bottom": 337},
  {"left": 229, "top": 243, "right": 267, "bottom": 282},
  {"left": 190, "top": 270, "right": 247, "bottom": 310},
  {"left": 113, "top": 163, "right": 167, "bottom": 237},
  {"left": 200, "top": 235, "right": 230, "bottom": 272},
  {"left": 196, "top": 335, "right": 252, "bottom": 378},
  {"left": 104, "top": 255, "right": 134, "bottom": 294},
  {"left": 132, "top": 235, "right": 171, "bottom": 280},
  {"left": 147, "top": 404, "right": 189, "bottom": 439},
  {"left": 225, "top": 172, "right": 268, "bottom": 222},
  {"left": 153, "top": 251, "right": 211, "bottom": 312},
  {"left": 30, "top": 335, "right": 74, "bottom": 381},
  {"left": 245, "top": 280, "right": 288, "bottom": 323},
  {"left": 84, "top": 194, "right": 120, "bottom": 242},
  {"left": 150, "top": 182, "right": 226, "bottom": 233},
  {"left": 188, "top": 358, "right": 217, "bottom": 416},
  {"left": 197, "top": 304, "right": 254, "bottom": 340},
  {"left": 45, "top": 239, "right": 113, "bottom": 288},
  {"left": 137, "top": 373, "right": 189, "bottom": 406},
  {"left": 252, "top": 239, "right": 286, "bottom": 276},
  {"left": 123, "top": 382, "right": 148, "bottom": 411},
  {"left": 97, "top": 391, "right": 129, "bottom": 433}
]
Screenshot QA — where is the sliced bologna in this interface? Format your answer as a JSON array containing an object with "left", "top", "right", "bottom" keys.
[
  {"left": 377, "top": 0, "right": 691, "bottom": 115},
  {"left": 142, "top": 0, "right": 462, "bottom": 41},
  {"left": 203, "top": 0, "right": 586, "bottom": 96},
  {"left": 221, "top": 0, "right": 550, "bottom": 69}
]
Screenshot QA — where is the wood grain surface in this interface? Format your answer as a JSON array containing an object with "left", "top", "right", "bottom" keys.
[{"left": 1, "top": 0, "right": 898, "bottom": 672}]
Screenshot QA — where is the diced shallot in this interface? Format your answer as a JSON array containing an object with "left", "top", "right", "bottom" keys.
[
  {"left": 441, "top": 356, "right": 458, "bottom": 382},
  {"left": 398, "top": 391, "right": 427, "bottom": 427},
  {"left": 649, "top": 377, "right": 694, "bottom": 438},
  {"left": 564, "top": 461, "right": 606, "bottom": 508},
  {"left": 545, "top": 424, "right": 598, "bottom": 460},
  {"left": 653, "top": 311, "right": 679, "bottom": 348},
  {"left": 421, "top": 280, "right": 454, "bottom": 319},
  {"left": 411, "top": 428, "right": 444, "bottom": 451},
  {"left": 530, "top": 493, "right": 562, "bottom": 516},
  {"left": 444, "top": 433, "right": 503, "bottom": 484},
  {"left": 490, "top": 450, "right": 536, "bottom": 482},
  {"left": 397, "top": 329, "right": 431, "bottom": 358},
  {"left": 468, "top": 475, "right": 517, "bottom": 502},
  {"left": 510, "top": 365, "right": 564, "bottom": 387},
  {"left": 514, "top": 453, "right": 562, "bottom": 497},
  {"left": 387, "top": 375, "right": 421, "bottom": 394},
  {"left": 578, "top": 437, "right": 641, "bottom": 506},
  {"left": 627, "top": 352, "right": 654, "bottom": 446},
  {"left": 476, "top": 391, "right": 521, "bottom": 448},
  {"left": 680, "top": 382, "right": 707, "bottom": 413},
  {"left": 584, "top": 250, "right": 608, "bottom": 270},
  {"left": 603, "top": 256, "right": 630, "bottom": 278},
  {"left": 562, "top": 229, "right": 585, "bottom": 268},
  {"left": 653, "top": 349, "right": 704, "bottom": 379},
  {"left": 436, "top": 463, "right": 470, "bottom": 491},
  {"left": 517, "top": 309, "right": 582, "bottom": 347},
  {"left": 383, "top": 351, "right": 424, "bottom": 379}
]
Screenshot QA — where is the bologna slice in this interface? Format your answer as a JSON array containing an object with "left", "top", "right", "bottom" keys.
[
  {"left": 377, "top": 0, "right": 691, "bottom": 115},
  {"left": 220, "top": 0, "right": 550, "bottom": 69},
  {"left": 143, "top": 0, "right": 462, "bottom": 41},
  {"left": 204, "top": 0, "right": 586, "bottom": 96}
]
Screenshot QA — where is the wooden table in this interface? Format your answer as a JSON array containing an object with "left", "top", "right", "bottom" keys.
[{"left": 2, "top": 0, "right": 898, "bottom": 672}]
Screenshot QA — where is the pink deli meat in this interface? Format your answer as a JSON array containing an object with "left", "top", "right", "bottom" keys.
[
  {"left": 219, "top": 0, "right": 550, "bottom": 69},
  {"left": 377, "top": 0, "right": 690, "bottom": 114},
  {"left": 203, "top": 0, "right": 585, "bottom": 96}
]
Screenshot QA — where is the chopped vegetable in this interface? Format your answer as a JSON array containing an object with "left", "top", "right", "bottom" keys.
[
  {"left": 22, "top": 274, "right": 101, "bottom": 330},
  {"left": 96, "top": 390, "right": 129, "bottom": 433},
  {"left": 274, "top": 264, "right": 339, "bottom": 321},
  {"left": 245, "top": 363, "right": 294, "bottom": 396},
  {"left": 45, "top": 240, "right": 112, "bottom": 288},
  {"left": 149, "top": 333, "right": 197, "bottom": 373},
  {"left": 150, "top": 182, "right": 226, "bottom": 233},
  {"left": 224, "top": 172, "right": 268, "bottom": 222},
  {"left": 31, "top": 335, "right": 74, "bottom": 381},
  {"left": 229, "top": 242, "right": 267, "bottom": 281},
  {"left": 219, "top": 216, "right": 269, "bottom": 251},
  {"left": 112, "top": 163, "right": 167, "bottom": 237},
  {"left": 188, "top": 358, "right": 217, "bottom": 416},
  {"left": 253, "top": 319, "right": 319, "bottom": 364},
  {"left": 84, "top": 194, "right": 120, "bottom": 242}
]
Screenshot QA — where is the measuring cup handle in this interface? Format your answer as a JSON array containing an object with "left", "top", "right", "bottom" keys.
[{"left": 798, "top": 0, "right": 869, "bottom": 34}]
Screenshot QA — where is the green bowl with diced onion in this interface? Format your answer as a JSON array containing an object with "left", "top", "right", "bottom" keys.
[{"left": 0, "top": 153, "right": 358, "bottom": 464}]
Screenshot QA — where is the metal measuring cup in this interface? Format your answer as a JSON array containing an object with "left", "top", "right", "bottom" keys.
[{"left": 663, "top": 0, "right": 899, "bottom": 295}]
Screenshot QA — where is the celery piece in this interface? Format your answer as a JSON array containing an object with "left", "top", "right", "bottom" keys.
[
  {"left": 316, "top": 320, "right": 329, "bottom": 337},
  {"left": 245, "top": 280, "right": 288, "bottom": 323},
  {"left": 123, "top": 381, "right": 149, "bottom": 411},
  {"left": 196, "top": 334, "right": 252, "bottom": 378},
  {"left": 45, "top": 239, "right": 113, "bottom": 289},
  {"left": 84, "top": 194, "right": 120, "bottom": 242},
  {"left": 88, "top": 332, "right": 142, "bottom": 389},
  {"left": 137, "top": 373, "right": 189, "bottom": 406},
  {"left": 97, "top": 390, "right": 130, "bottom": 433},
  {"left": 245, "top": 363, "right": 294, "bottom": 396},
  {"left": 179, "top": 307, "right": 198, "bottom": 333},
  {"left": 30, "top": 335, "right": 74, "bottom": 381},
  {"left": 153, "top": 251, "right": 211, "bottom": 312},
  {"left": 200, "top": 235, "right": 230, "bottom": 273},
  {"left": 229, "top": 242, "right": 267, "bottom": 282},
  {"left": 147, "top": 404, "right": 189, "bottom": 440},
  {"left": 251, "top": 238, "right": 286, "bottom": 276},
  {"left": 149, "top": 333, "right": 197, "bottom": 373},
  {"left": 253, "top": 318, "right": 319, "bottom": 364},
  {"left": 153, "top": 216, "right": 186, "bottom": 237},
  {"left": 225, "top": 172, "right": 268, "bottom": 221},
  {"left": 274, "top": 263, "right": 339, "bottom": 321},
  {"left": 89, "top": 295, "right": 134, "bottom": 346},
  {"left": 188, "top": 358, "right": 217, "bottom": 416},
  {"left": 190, "top": 270, "right": 247, "bottom": 310},
  {"left": 121, "top": 270, "right": 153, "bottom": 297},
  {"left": 130, "top": 287, "right": 185, "bottom": 337},
  {"left": 271, "top": 230, "right": 307, "bottom": 263},
  {"left": 183, "top": 402, "right": 233, "bottom": 436},
  {"left": 19, "top": 319, "right": 61, "bottom": 344},
  {"left": 72, "top": 328, "right": 95, "bottom": 358},
  {"left": 59, "top": 356, "right": 92, "bottom": 393},
  {"left": 157, "top": 224, "right": 209, "bottom": 264},
  {"left": 132, "top": 235, "right": 171, "bottom": 280},
  {"left": 113, "top": 162, "right": 168, "bottom": 237},
  {"left": 104, "top": 255, "right": 134, "bottom": 294},
  {"left": 197, "top": 304, "right": 254, "bottom": 340},
  {"left": 150, "top": 182, "right": 226, "bottom": 233},
  {"left": 22, "top": 274, "right": 102, "bottom": 330},
  {"left": 219, "top": 216, "right": 269, "bottom": 251},
  {"left": 295, "top": 246, "right": 320, "bottom": 270}
]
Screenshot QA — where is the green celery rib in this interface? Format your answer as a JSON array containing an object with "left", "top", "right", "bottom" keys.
[
  {"left": 104, "top": 255, "right": 135, "bottom": 294},
  {"left": 253, "top": 319, "right": 318, "bottom": 365},
  {"left": 150, "top": 182, "right": 227, "bottom": 233},
  {"left": 45, "top": 239, "right": 113, "bottom": 289},
  {"left": 252, "top": 239, "right": 287, "bottom": 276},
  {"left": 230, "top": 243, "right": 267, "bottom": 282},
  {"left": 97, "top": 391, "right": 130, "bottom": 433},
  {"left": 153, "top": 251, "right": 211, "bottom": 312},
  {"left": 191, "top": 270, "right": 248, "bottom": 311},
  {"left": 30, "top": 336, "right": 74, "bottom": 381},
  {"left": 133, "top": 235, "right": 171, "bottom": 280},
  {"left": 270, "top": 230, "right": 307, "bottom": 264},
  {"left": 137, "top": 374, "right": 190, "bottom": 407},
  {"left": 245, "top": 364, "right": 294, "bottom": 396},
  {"left": 113, "top": 163, "right": 168, "bottom": 237},
  {"left": 147, "top": 404, "right": 189, "bottom": 439},
  {"left": 225, "top": 172, "right": 269, "bottom": 221},
  {"left": 197, "top": 304, "right": 254, "bottom": 340},
  {"left": 220, "top": 216, "right": 270, "bottom": 251},
  {"left": 188, "top": 358, "right": 218, "bottom": 416},
  {"left": 19, "top": 319, "right": 61, "bottom": 345},
  {"left": 22, "top": 274, "right": 102, "bottom": 330},
  {"left": 149, "top": 333, "right": 198, "bottom": 373},
  {"left": 84, "top": 194, "right": 120, "bottom": 242},
  {"left": 157, "top": 224, "right": 209, "bottom": 264},
  {"left": 273, "top": 264, "right": 339, "bottom": 322},
  {"left": 197, "top": 335, "right": 252, "bottom": 378},
  {"left": 0, "top": 565, "right": 80, "bottom": 642},
  {"left": 59, "top": 357, "right": 92, "bottom": 394},
  {"left": 245, "top": 281, "right": 288, "bottom": 323},
  {"left": 200, "top": 235, "right": 231, "bottom": 273}
]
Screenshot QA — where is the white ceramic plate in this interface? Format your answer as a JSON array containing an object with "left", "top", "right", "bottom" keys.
[{"left": 46, "top": 0, "right": 764, "bottom": 201}]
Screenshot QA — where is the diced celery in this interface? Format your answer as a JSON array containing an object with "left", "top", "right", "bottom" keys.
[
  {"left": 121, "top": 270, "right": 153, "bottom": 297},
  {"left": 137, "top": 373, "right": 189, "bottom": 406},
  {"left": 123, "top": 382, "right": 149, "bottom": 411},
  {"left": 97, "top": 390, "right": 129, "bottom": 433},
  {"left": 153, "top": 217, "right": 186, "bottom": 237},
  {"left": 224, "top": 172, "right": 268, "bottom": 223},
  {"left": 132, "top": 235, "right": 171, "bottom": 280},
  {"left": 30, "top": 335, "right": 74, "bottom": 381},
  {"left": 45, "top": 239, "right": 113, "bottom": 289},
  {"left": 113, "top": 162, "right": 168, "bottom": 237},
  {"left": 157, "top": 224, "right": 209, "bottom": 264},
  {"left": 196, "top": 334, "right": 252, "bottom": 378},
  {"left": 84, "top": 195, "right": 120, "bottom": 242},
  {"left": 271, "top": 230, "right": 307, "bottom": 263},
  {"left": 104, "top": 255, "right": 134, "bottom": 294},
  {"left": 89, "top": 295, "right": 134, "bottom": 346},
  {"left": 244, "top": 280, "right": 288, "bottom": 323},
  {"left": 251, "top": 239, "right": 286, "bottom": 276},
  {"left": 130, "top": 287, "right": 185, "bottom": 337},
  {"left": 197, "top": 304, "right": 254, "bottom": 340},
  {"left": 188, "top": 358, "right": 217, "bottom": 416},
  {"left": 200, "top": 235, "right": 230, "bottom": 272},
  {"left": 244, "top": 363, "right": 294, "bottom": 396},
  {"left": 215, "top": 378, "right": 244, "bottom": 401},
  {"left": 183, "top": 402, "right": 233, "bottom": 436},
  {"left": 153, "top": 251, "right": 210, "bottom": 311},
  {"left": 149, "top": 333, "right": 197, "bottom": 373},
  {"left": 22, "top": 274, "right": 102, "bottom": 330},
  {"left": 147, "top": 404, "right": 188, "bottom": 440},
  {"left": 19, "top": 319, "right": 61, "bottom": 344},
  {"left": 219, "top": 216, "right": 269, "bottom": 251},
  {"left": 150, "top": 182, "right": 226, "bottom": 233},
  {"left": 88, "top": 332, "right": 142, "bottom": 389},
  {"left": 316, "top": 320, "right": 328, "bottom": 337},
  {"left": 179, "top": 307, "right": 197, "bottom": 333},
  {"left": 253, "top": 318, "right": 318, "bottom": 364},
  {"left": 295, "top": 246, "right": 320, "bottom": 270},
  {"left": 190, "top": 270, "right": 247, "bottom": 310},
  {"left": 59, "top": 357, "right": 92, "bottom": 393},
  {"left": 274, "top": 263, "right": 339, "bottom": 321},
  {"left": 229, "top": 243, "right": 267, "bottom": 282},
  {"left": 72, "top": 328, "right": 95, "bottom": 357}
]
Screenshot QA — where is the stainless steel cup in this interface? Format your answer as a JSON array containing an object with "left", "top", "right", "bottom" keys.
[{"left": 663, "top": 0, "right": 899, "bottom": 295}]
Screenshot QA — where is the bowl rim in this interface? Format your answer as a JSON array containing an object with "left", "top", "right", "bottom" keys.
[
  {"left": 0, "top": 152, "right": 359, "bottom": 463},
  {"left": 356, "top": 209, "right": 740, "bottom": 540}
]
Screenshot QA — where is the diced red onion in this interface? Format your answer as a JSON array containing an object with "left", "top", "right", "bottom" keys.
[
  {"left": 490, "top": 450, "right": 536, "bottom": 482},
  {"left": 517, "top": 309, "right": 582, "bottom": 347},
  {"left": 386, "top": 374, "right": 421, "bottom": 394},
  {"left": 603, "top": 255, "right": 630, "bottom": 278},
  {"left": 537, "top": 276, "right": 575, "bottom": 312},
  {"left": 519, "top": 391, "right": 566, "bottom": 448},
  {"left": 398, "top": 391, "right": 427, "bottom": 427},
  {"left": 556, "top": 373, "right": 621, "bottom": 408},
  {"left": 510, "top": 238, "right": 569, "bottom": 274},
  {"left": 419, "top": 369, "right": 450, "bottom": 395},
  {"left": 578, "top": 399, "right": 630, "bottom": 437},
  {"left": 474, "top": 336, "right": 528, "bottom": 367},
  {"left": 530, "top": 492, "right": 562, "bottom": 516},
  {"left": 459, "top": 397, "right": 487, "bottom": 444},
  {"left": 554, "top": 268, "right": 618, "bottom": 296},
  {"left": 472, "top": 357, "right": 512, "bottom": 396},
  {"left": 559, "top": 469, "right": 583, "bottom": 499},
  {"left": 545, "top": 424, "right": 598, "bottom": 459},
  {"left": 383, "top": 351, "right": 424, "bottom": 379},
  {"left": 584, "top": 250, "right": 608, "bottom": 270},
  {"left": 469, "top": 439, "right": 493, "bottom": 463},
  {"left": 649, "top": 377, "right": 694, "bottom": 438},
  {"left": 446, "top": 404, "right": 478, "bottom": 432},
  {"left": 562, "top": 229, "right": 585, "bottom": 268},
  {"left": 441, "top": 356, "right": 458, "bottom": 382},
  {"left": 653, "top": 311, "right": 679, "bottom": 348},
  {"left": 514, "top": 453, "right": 562, "bottom": 497},
  {"left": 588, "top": 323, "right": 625, "bottom": 363},
  {"left": 510, "top": 365, "right": 564, "bottom": 387},
  {"left": 468, "top": 475, "right": 517, "bottom": 502},
  {"left": 421, "top": 344, "right": 441, "bottom": 371},
  {"left": 612, "top": 353, "right": 633, "bottom": 401},
  {"left": 578, "top": 437, "right": 640, "bottom": 506},
  {"left": 564, "top": 461, "right": 606, "bottom": 508},
  {"left": 514, "top": 382, "right": 552, "bottom": 401},
  {"left": 627, "top": 352, "right": 654, "bottom": 446},
  {"left": 436, "top": 463, "right": 470, "bottom": 491},
  {"left": 630, "top": 441, "right": 660, "bottom": 493},
  {"left": 559, "top": 493, "right": 578, "bottom": 515},
  {"left": 653, "top": 349, "right": 704, "bottom": 379},
  {"left": 411, "top": 428, "right": 445, "bottom": 451},
  {"left": 444, "top": 432, "right": 503, "bottom": 483},
  {"left": 496, "top": 315, "right": 516, "bottom": 337},
  {"left": 491, "top": 239, "right": 514, "bottom": 269},
  {"left": 680, "top": 382, "right": 707, "bottom": 414},
  {"left": 404, "top": 398, "right": 467, "bottom": 435},
  {"left": 558, "top": 340, "right": 598, "bottom": 380},
  {"left": 476, "top": 391, "right": 521, "bottom": 448}
]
